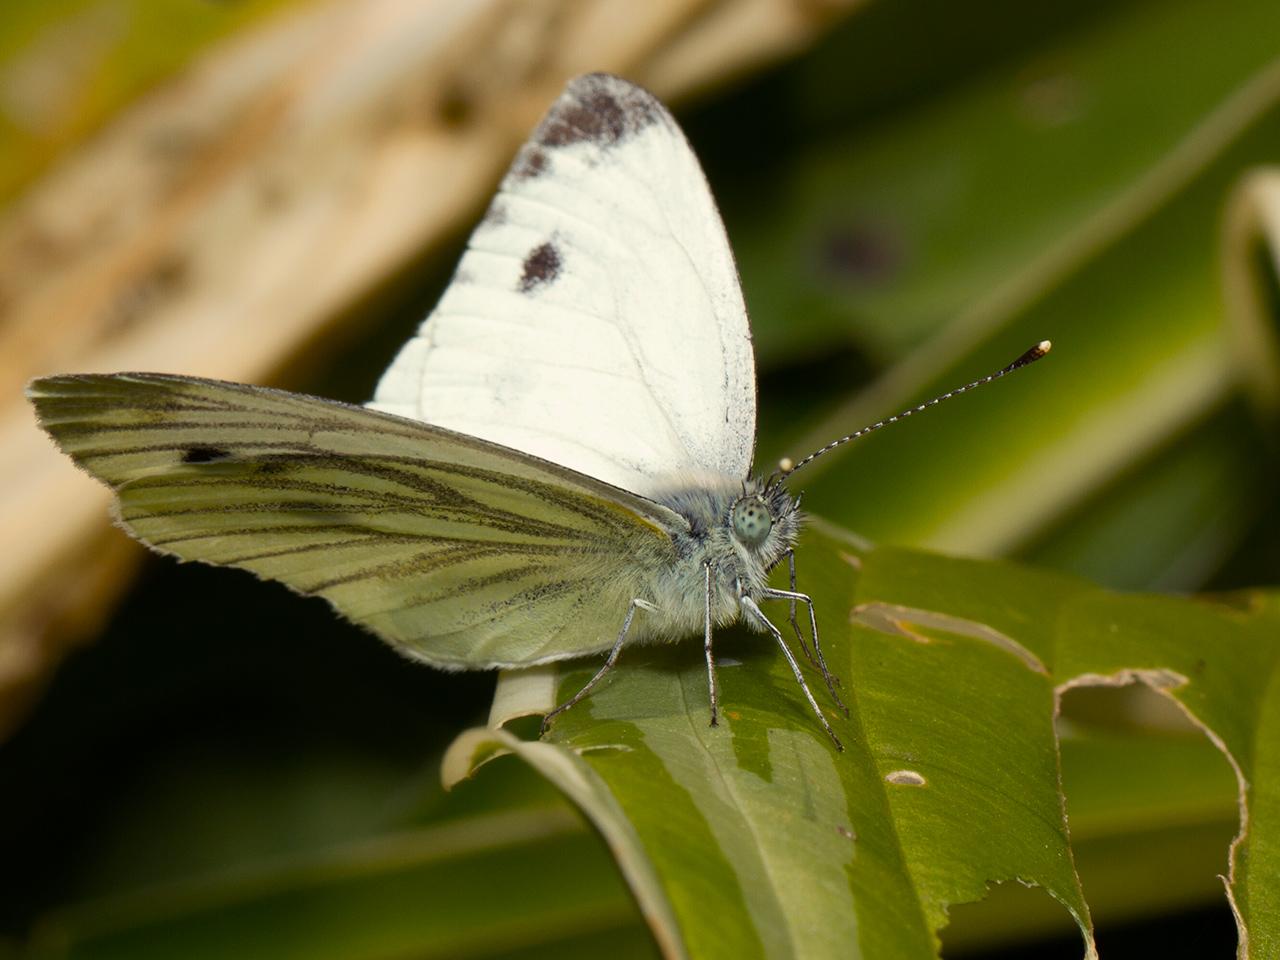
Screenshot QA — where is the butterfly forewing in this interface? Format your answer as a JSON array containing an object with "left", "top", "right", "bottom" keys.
[
  {"left": 30, "top": 373, "right": 682, "bottom": 668},
  {"left": 370, "top": 73, "right": 756, "bottom": 497}
]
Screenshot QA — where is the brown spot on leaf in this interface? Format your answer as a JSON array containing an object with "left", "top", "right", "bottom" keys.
[
  {"left": 1018, "top": 60, "right": 1085, "bottom": 128},
  {"left": 436, "top": 83, "right": 474, "bottom": 128},
  {"left": 819, "top": 219, "right": 903, "bottom": 288}
]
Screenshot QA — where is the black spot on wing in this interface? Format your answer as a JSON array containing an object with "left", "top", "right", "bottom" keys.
[
  {"left": 535, "top": 73, "right": 660, "bottom": 150},
  {"left": 512, "top": 146, "right": 547, "bottom": 181},
  {"left": 518, "top": 242, "right": 561, "bottom": 293},
  {"left": 182, "top": 445, "right": 231, "bottom": 464}
]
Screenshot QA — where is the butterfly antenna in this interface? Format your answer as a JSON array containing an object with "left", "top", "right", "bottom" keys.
[{"left": 780, "top": 340, "right": 1052, "bottom": 479}]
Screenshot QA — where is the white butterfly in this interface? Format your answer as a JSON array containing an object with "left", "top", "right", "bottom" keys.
[{"left": 29, "top": 74, "right": 1047, "bottom": 751}]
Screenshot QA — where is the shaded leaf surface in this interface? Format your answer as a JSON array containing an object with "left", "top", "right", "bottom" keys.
[
  {"left": 719, "top": 0, "right": 1280, "bottom": 593},
  {"left": 943, "top": 728, "right": 1240, "bottom": 952},
  {"left": 26, "top": 805, "right": 655, "bottom": 960},
  {"left": 739, "top": 0, "right": 1280, "bottom": 362},
  {"left": 452, "top": 525, "right": 1280, "bottom": 959}
]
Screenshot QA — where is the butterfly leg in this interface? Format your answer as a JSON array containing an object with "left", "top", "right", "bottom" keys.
[
  {"left": 740, "top": 595, "right": 843, "bottom": 751},
  {"left": 781, "top": 550, "right": 819, "bottom": 669},
  {"left": 761, "top": 585, "right": 848, "bottom": 717},
  {"left": 540, "top": 597, "right": 654, "bottom": 735},
  {"left": 782, "top": 552, "right": 842, "bottom": 688},
  {"left": 704, "top": 562, "right": 718, "bottom": 727}
]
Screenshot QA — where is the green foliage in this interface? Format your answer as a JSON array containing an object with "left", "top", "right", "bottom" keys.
[
  {"left": 27, "top": 806, "right": 651, "bottom": 960},
  {"left": 5, "top": 0, "right": 1280, "bottom": 957},
  {"left": 30, "top": 530, "right": 1274, "bottom": 958},
  {"left": 444, "top": 528, "right": 1279, "bottom": 958},
  {"left": 726, "top": 0, "right": 1280, "bottom": 591}
]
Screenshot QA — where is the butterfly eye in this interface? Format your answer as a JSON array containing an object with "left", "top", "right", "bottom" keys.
[{"left": 731, "top": 497, "right": 773, "bottom": 547}]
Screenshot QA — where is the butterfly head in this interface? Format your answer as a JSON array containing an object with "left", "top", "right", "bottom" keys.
[{"left": 727, "top": 480, "right": 801, "bottom": 567}]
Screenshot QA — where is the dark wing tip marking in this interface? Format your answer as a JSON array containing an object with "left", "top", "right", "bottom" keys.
[
  {"left": 182, "top": 445, "right": 233, "bottom": 464},
  {"left": 518, "top": 242, "right": 561, "bottom": 293},
  {"left": 512, "top": 146, "right": 547, "bottom": 181},
  {"left": 535, "top": 73, "right": 661, "bottom": 150}
]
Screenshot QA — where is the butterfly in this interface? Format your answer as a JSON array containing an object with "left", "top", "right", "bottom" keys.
[{"left": 28, "top": 74, "right": 1048, "bottom": 751}]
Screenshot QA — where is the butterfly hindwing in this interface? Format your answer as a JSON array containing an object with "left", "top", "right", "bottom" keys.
[
  {"left": 370, "top": 73, "right": 757, "bottom": 497},
  {"left": 29, "top": 373, "right": 683, "bottom": 668}
]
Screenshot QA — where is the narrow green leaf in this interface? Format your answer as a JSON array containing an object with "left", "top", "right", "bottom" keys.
[
  {"left": 28, "top": 806, "right": 652, "bottom": 960},
  {"left": 731, "top": 0, "right": 1280, "bottom": 592},
  {"left": 740, "top": 0, "right": 1280, "bottom": 362}
]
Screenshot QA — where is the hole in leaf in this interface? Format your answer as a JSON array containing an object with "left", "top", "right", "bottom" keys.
[{"left": 1055, "top": 683, "right": 1240, "bottom": 948}]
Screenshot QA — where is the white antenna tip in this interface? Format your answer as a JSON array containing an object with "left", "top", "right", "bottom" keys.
[
  {"left": 1037, "top": 339, "right": 1052, "bottom": 354},
  {"left": 778, "top": 456, "right": 795, "bottom": 474}
]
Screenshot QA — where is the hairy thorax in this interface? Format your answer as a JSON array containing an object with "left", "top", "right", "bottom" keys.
[{"left": 634, "top": 473, "right": 801, "bottom": 640}]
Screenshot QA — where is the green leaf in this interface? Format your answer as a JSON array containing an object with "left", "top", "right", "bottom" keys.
[
  {"left": 780, "top": 67, "right": 1280, "bottom": 554},
  {"left": 943, "top": 727, "right": 1240, "bottom": 952},
  {"left": 739, "top": 0, "right": 1280, "bottom": 362},
  {"left": 26, "top": 804, "right": 656, "bottom": 960},
  {"left": 13, "top": 731, "right": 1247, "bottom": 958},
  {"left": 726, "top": 0, "right": 1280, "bottom": 591},
  {"left": 1222, "top": 167, "right": 1280, "bottom": 419},
  {"left": 447, "top": 523, "right": 1280, "bottom": 959}
]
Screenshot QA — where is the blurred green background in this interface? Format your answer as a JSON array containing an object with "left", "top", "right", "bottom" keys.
[{"left": 3, "top": 0, "right": 1278, "bottom": 956}]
